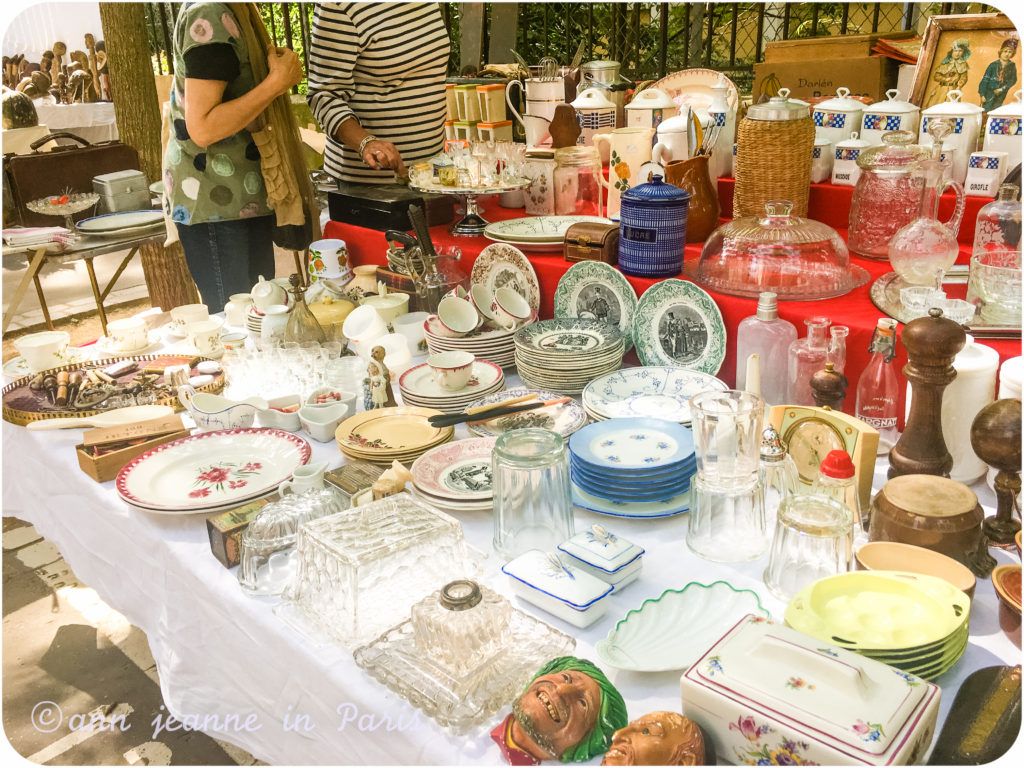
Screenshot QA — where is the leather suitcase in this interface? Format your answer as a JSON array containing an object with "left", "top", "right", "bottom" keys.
[
  {"left": 4, "top": 131, "right": 141, "bottom": 226},
  {"left": 564, "top": 221, "right": 619, "bottom": 264},
  {"left": 328, "top": 183, "right": 454, "bottom": 231}
]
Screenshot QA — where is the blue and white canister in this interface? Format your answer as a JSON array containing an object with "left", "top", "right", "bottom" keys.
[{"left": 617, "top": 175, "right": 690, "bottom": 278}]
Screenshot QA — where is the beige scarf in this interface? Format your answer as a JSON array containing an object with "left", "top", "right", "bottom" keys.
[{"left": 228, "top": 3, "right": 320, "bottom": 241}]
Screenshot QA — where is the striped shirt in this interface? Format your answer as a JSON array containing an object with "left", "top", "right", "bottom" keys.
[{"left": 307, "top": 2, "right": 450, "bottom": 183}]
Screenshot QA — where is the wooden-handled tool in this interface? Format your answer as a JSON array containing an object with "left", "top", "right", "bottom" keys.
[{"left": 429, "top": 396, "right": 570, "bottom": 429}]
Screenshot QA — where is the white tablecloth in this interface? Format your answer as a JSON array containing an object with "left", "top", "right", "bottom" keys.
[
  {"left": 33, "top": 102, "right": 118, "bottom": 144},
  {"left": 2, "top": 335, "right": 1020, "bottom": 765}
]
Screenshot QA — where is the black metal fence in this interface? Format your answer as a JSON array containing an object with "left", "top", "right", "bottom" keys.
[{"left": 144, "top": 2, "right": 1006, "bottom": 94}]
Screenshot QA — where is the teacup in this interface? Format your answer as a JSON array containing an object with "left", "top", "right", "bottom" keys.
[
  {"left": 14, "top": 330, "right": 70, "bottom": 373},
  {"left": 188, "top": 317, "right": 226, "bottom": 359},
  {"left": 435, "top": 296, "right": 479, "bottom": 338},
  {"left": 106, "top": 316, "right": 148, "bottom": 352},
  {"left": 220, "top": 332, "right": 248, "bottom": 352},
  {"left": 443, "top": 285, "right": 470, "bottom": 301},
  {"left": 251, "top": 276, "right": 287, "bottom": 313},
  {"left": 359, "top": 293, "right": 410, "bottom": 326},
  {"left": 428, "top": 350, "right": 475, "bottom": 391},
  {"left": 491, "top": 287, "right": 532, "bottom": 330},
  {"left": 279, "top": 461, "right": 329, "bottom": 493},
  {"left": 224, "top": 293, "right": 253, "bottom": 326},
  {"left": 169, "top": 304, "right": 209, "bottom": 337},
  {"left": 470, "top": 284, "right": 504, "bottom": 329},
  {"left": 308, "top": 239, "right": 350, "bottom": 282}
]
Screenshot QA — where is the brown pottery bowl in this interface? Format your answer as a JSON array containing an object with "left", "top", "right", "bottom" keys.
[
  {"left": 855, "top": 541, "right": 977, "bottom": 599},
  {"left": 992, "top": 564, "right": 1022, "bottom": 648}
]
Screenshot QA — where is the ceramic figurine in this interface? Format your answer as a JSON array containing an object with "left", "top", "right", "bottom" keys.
[
  {"left": 491, "top": 656, "right": 627, "bottom": 764},
  {"left": 602, "top": 711, "right": 714, "bottom": 766},
  {"left": 364, "top": 346, "right": 397, "bottom": 410}
]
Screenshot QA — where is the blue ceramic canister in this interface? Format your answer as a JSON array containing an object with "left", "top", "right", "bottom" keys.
[{"left": 617, "top": 175, "right": 690, "bottom": 278}]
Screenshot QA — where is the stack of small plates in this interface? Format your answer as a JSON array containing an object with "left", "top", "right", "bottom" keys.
[
  {"left": 335, "top": 406, "right": 454, "bottom": 464},
  {"left": 246, "top": 306, "right": 264, "bottom": 336},
  {"left": 409, "top": 437, "right": 496, "bottom": 515},
  {"left": 398, "top": 359, "right": 506, "bottom": 414},
  {"left": 424, "top": 314, "right": 535, "bottom": 370},
  {"left": 785, "top": 570, "right": 971, "bottom": 680},
  {"left": 483, "top": 215, "right": 612, "bottom": 252},
  {"left": 568, "top": 417, "right": 696, "bottom": 519},
  {"left": 582, "top": 366, "right": 729, "bottom": 424},
  {"left": 514, "top": 319, "right": 625, "bottom": 395}
]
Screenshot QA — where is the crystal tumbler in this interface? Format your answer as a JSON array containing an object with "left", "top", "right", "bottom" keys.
[
  {"left": 763, "top": 495, "right": 854, "bottom": 601},
  {"left": 690, "top": 389, "right": 765, "bottom": 488},
  {"left": 687, "top": 473, "right": 769, "bottom": 563},
  {"left": 492, "top": 429, "right": 575, "bottom": 559}
]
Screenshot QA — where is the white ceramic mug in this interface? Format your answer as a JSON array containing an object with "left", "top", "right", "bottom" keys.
[
  {"left": 308, "top": 239, "right": 350, "bottom": 282},
  {"left": 491, "top": 286, "right": 532, "bottom": 330},
  {"left": 435, "top": 296, "right": 479, "bottom": 338},
  {"left": 507, "top": 78, "right": 566, "bottom": 125},
  {"left": 169, "top": 303, "right": 209, "bottom": 336},
  {"left": 224, "top": 293, "right": 252, "bottom": 326},
  {"left": 106, "top": 316, "right": 148, "bottom": 352},
  {"left": 428, "top": 350, "right": 475, "bottom": 391},
  {"left": 14, "top": 330, "right": 70, "bottom": 373},
  {"left": 342, "top": 304, "right": 387, "bottom": 348},
  {"left": 392, "top": 311, "right": 432, "bottom": 356},
  {"left": 188, "top": 317, "right": 226, "bottom": 359}
]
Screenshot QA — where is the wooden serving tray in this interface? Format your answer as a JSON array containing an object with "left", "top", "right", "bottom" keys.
[{"left": 2, "top": 353, "right": 225, "bottom": 427}]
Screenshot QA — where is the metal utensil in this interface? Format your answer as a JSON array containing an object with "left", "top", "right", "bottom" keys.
[
  {"left": 510, "top": 49, "right": 532, "bottom": 78},
  {"left": 570, "top": 40, "right": 586, "bottom": 70},
  {"left": 539, "top": 56, "right": 559, "bottom": 81},
  {"left": 26, "top": 404, "right": 174, "bottom": 431}
]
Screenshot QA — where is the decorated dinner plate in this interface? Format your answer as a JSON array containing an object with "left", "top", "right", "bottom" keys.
[
  {"left": 116, "top": 428, "right": 310, "bottom": 513},
  {"left": 335, "top": 406, "right": 453, "bottom": 456},
  {"left": 471, "top": 243, "right": 541, "bottom": 313},
  {"left": 466, "top": 387, "right": 588, "bottom": 439},
  {"left": 554, "top": 261, "right": 638, "bottom": 352},
  {"left": 650, "top": 68, "right": 740, "bottom": 114},
  {"left": 572, "top": 483, "right": 691, "bottom": 519},
  {"left": 411, "top": 437, "right": 497, "bottom": 501},
  {"left": 481, "top": 237, "right": 568, "bottom": 253},
  {"left": 483, "top": 215, "right": 612, "bottom": 242},
  {"left": 76, "top": 209, "right": 164, "bottom": 232},
  {"left": 633, "top": 279, "right": 726, "bottom": 374},
  {"left": 583, "top": 366, "right": 728, "bottom": 423},
  {"left": 514, "top": 318, "right": 624, "bottom": 358},
  {"left": 399, "top": 360, "right": 504, "bottom": 400},
  {"left": 597, "top": 581, "right": 770, "bottom": 672},
  {"left": 569, "top": 417, "right": 694, "bottom": 471}
]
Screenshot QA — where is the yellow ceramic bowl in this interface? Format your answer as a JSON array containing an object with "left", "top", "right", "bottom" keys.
[{"left": 855, "top": 541, "right": 976, "bottom": 600}]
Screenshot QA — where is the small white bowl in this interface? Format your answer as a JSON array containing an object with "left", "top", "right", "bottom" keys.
[
  {"left": 256, "top": 394, "right": 302, "bottom": 431},
  {"left": 298, "top": 402, "right": 350, "bottom": 442}
]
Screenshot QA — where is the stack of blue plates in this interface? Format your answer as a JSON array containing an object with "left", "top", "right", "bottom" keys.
[{"left": 567, "top": 417, "right": 696, "bottom": 519}]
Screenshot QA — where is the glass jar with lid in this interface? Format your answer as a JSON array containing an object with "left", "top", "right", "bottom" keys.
[
  {"left": 685, "top": 200, "right": 868, "bottom": 300},
  {"left": 553, "top": 145, "right": 603, "bottom": 216}
]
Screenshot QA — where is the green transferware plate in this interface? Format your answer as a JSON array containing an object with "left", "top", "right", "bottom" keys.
[
  {"left": 785, "top": 570, "right": 971, "bottom": 652},
  {"left": 632, "top": 279, "right": 726, "bottom": 375},
  {"left": 554, "top": 261, "right": 638, "bottom": 352}
]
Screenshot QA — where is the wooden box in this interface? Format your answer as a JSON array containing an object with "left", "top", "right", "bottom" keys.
[
  {"left": 564, "top": 222, "right": 620, "bottom": 264},
  {"left": 763, "top": 30, "right": 918, "bottom": 64},
  {"left": 75, "top": 415, "right": 189, "bottom": 483},
  {"left": 207, "top": 498, "right": 270, "bottom": 568},
  {"left": 753, "top": 56, "right": 900, "bottom": 103}
]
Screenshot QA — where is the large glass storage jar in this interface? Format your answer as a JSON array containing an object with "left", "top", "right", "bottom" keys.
[{"left": 553, "top": 146, "right": 603, "bottom": 216}]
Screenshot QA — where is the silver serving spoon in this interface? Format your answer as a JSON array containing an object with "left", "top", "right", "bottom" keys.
[{"left": 27, "top": 404, "right": 174, "bottom": 431}]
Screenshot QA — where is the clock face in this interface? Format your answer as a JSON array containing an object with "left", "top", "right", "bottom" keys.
[{"left": 784, "top": 417, "right": 846, "bottom": 483}]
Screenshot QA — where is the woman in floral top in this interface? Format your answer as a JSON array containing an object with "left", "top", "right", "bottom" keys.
[{"left": 163, "top": 2, "right": 301, "bottom": 307}]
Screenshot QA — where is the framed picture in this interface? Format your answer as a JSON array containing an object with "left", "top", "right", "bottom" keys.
[{"left": 912, "top": 13, "right": 1020, "bottom": 111}]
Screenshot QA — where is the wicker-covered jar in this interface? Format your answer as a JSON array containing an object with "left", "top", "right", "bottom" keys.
[{"left": 734, "top": 87, "right": 815, "bottom": 218}]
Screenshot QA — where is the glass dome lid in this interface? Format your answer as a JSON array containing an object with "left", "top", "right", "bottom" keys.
[
  {"left": 856, "top": 130, "right": 933, "bottom": 171},
  {"left": 683, "top": 201, "right": 870, "bottom": 300}
]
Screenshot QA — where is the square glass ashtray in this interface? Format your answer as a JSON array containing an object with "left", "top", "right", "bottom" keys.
[
  {"left": 353, "top": 580, "right": 575, "bottom": 733},
  {"left": 276, "top": 492, "right": 476, "bottom": 648}
]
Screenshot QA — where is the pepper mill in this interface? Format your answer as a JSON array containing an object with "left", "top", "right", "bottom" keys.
[
  {"left": 810, "top": 362, "right": 849, "bottom": 411},
  {"left": 889, "top": 307, "right": 966, "bottom": 479},
  {"left": 970, "top": 398, "right": 1022, "bottom": 545}
]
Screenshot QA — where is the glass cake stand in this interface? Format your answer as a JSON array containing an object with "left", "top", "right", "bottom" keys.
[
  {"left": 410, "top": 177, "right": 531, "bottom": 236},
  {"left": 26, "top": 192, "right": 100, "bottom": 235}
]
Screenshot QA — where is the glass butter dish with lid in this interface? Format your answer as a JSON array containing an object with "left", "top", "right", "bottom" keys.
[{"left": 685, "top": 200, "right": 869, "bottom": 300}]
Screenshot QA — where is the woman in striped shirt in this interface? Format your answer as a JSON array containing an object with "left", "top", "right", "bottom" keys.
[{"left": 307, "top": 2, "right": 450, "bottom": 184}]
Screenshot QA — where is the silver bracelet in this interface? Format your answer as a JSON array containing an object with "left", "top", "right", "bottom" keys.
[{"left": 358, "top": 135, "right": 378, "bottom": 156}]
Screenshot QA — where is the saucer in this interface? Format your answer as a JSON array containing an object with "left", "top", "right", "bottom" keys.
[
  {"left": 3, "top": 346, "right": 91, "bottom": 378},
  {"left": 94, "top": 331, "right": 163, "bottom": 357}
]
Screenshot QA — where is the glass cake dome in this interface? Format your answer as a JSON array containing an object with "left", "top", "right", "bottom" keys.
[{"left": 684, "top": 200, "right": 870, "bottom": 300}]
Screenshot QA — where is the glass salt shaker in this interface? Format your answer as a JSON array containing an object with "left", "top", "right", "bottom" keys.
[
  {"left": 811, "top": 449, "right": 868, "bottom": 549},
  {"left": 760, "top": 426, "right": 798, "bottom": 529}
]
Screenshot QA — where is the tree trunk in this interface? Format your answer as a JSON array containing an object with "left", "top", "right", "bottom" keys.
[{"left": 98, "top": 2, "right": 198, "bottom": 310}]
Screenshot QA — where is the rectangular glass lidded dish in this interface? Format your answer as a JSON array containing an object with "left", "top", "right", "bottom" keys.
[
  {"left": 276, "top": 492, "right": 475, "bottom": 648},
  {"left": 680, "top": 614, "right": 941, "bottom": 766}
]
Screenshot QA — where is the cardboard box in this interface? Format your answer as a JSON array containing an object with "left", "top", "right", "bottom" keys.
[
  {"left": 75, "top": 415, "right": 189, "bottom": 483},
  {"left": 764, "top": 30, "right": 918, "bottom": 64},
  {"left": 752, "top": 56, "right": 899, "bottom": 103},
  {"left": 207, "top": 498, "right": 269, "bottom": 568}
]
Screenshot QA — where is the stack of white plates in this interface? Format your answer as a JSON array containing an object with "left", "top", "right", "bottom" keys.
[
  {"left": 483, "top": 215, "right": 612, "bottom": 253},
  {"left": 513, "top": 318, "right": 624, "bottom": 395},
  {"left": 246, "top": 306, "right": 264, "bottom": 336},
  {"left": 76, "top": 209, "right": 165, "bottom": 239},
  {"left": 398, "top": 359, "right": 506, "bottom": 413},
  {"left": 424, "top": 314, "right": 535, "bottom": 370},
  {"left": 582, "top": 366, "right": 729, "bottom": 424},
  {"left": 409, "top": 437, "right": 497, "bottom": 515}
]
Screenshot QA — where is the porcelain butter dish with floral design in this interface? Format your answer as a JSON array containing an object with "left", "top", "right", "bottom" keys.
[
  {"left": 556, "top": 525, "right": 644, "bottom": 590},
  {"left": 680, "top": 614, "right": 941, "bottom": 766}
]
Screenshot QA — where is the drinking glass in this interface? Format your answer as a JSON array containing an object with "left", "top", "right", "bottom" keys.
[
  {"left": 492, "top": 429, "right": 575, "bottom": 559},
  {"left": 689, "top": 390, "right": 765, "bottom": 487},
  {"left": 966, "top": 250, "right": 1022, "bottom": 325},
  {"left": 687, "top": 473, "right": 769, "bottom": 563},
  {"left": 763, "top": 495, "right": 854, "bottom": 601}
]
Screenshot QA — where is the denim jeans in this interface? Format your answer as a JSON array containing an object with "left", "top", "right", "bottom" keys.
[{"left": 176, "top": 215, "right": 276, "bottom": 309}]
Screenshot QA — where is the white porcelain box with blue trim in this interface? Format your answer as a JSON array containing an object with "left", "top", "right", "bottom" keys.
[
  {"left": 680, "top": 615, "right": 940, "bottom": 765},
  {"left": 502, "top": 549, "right": 613, "bottom": 628},
  {"left": 557, "top": 525, "right": 644, "bottom": 590}
]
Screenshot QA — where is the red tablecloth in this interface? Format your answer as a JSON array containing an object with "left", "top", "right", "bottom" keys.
[{"left": 324, "top": 181, "right": 1020, "bottom": 423}]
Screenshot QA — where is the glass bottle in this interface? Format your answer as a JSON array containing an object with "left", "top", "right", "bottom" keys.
[
  {"left": 972, "top": 183, "right": 1022, "bottom": 255},
  {"left": 284, "top": 274, "right": 326, "bottom": 344},
  {"left": 812, "top": 449, "right": 867, "bottom": 549},
  {"left": 736, "top": 292, "right": 798, "bottom": 406},
  {"left": 855, "top": 318, "right": 900, "bottom": 451},
  {"left": 887, "top": 119, "right": 966, "bottom": 288},
  {"left": 760, "top": 426, "right": 798, "bottom": 529},
  {"left": 553, "top": 145, "right": 603, "bottom": 216},
  {"left": 827, "top": 325, "right": 849, "bottom": 373},
  {"left": 786, "top": 316, "right": 830, "bottom": 406}
]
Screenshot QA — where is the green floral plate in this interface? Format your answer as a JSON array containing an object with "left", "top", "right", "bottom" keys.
[{"left": 632, "top": 279, "right": 726, "bottom": 374}]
